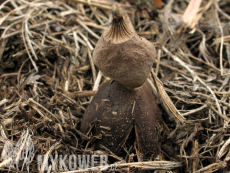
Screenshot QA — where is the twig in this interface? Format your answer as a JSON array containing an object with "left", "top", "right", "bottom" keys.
[
  {"left": 182, "top": 0, "right": 202, "bottom": 29},
  {"left": 181, "top": 104, "right": 207, "bottom": 116},
  {"left": 207, "top": 102, "right": 230, "bottom": 122},
  {"left": 87, "top": 47, "right": 96, "bottom": 83},
  {"left": 195, "top": 161, "right": 227, "bottom": 173},
  {"left": 92, "top": 70, "right": 102, "bottom": 91},
  {"left": 155, "top": 49, "right": 161, "bottom": 75}
]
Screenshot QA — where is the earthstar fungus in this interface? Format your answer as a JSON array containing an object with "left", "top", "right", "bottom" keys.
[{"left": 81, "top": 15, "right": 163, "bottom": 159}]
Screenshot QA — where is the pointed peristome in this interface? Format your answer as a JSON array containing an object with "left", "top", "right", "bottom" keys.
[{"left": 104, "top": 15, "right": 135, "bottom": 44}]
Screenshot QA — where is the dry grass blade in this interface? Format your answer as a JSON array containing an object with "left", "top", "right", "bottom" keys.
[
  {"left": 149, "top": 71, "right": 186, "bottom": 124},
  {"left": 214, "top": 0, "right": 224, "bottom": 76},
  {"left": 60, "top": 161, "right": 183, "bottom": 173}
]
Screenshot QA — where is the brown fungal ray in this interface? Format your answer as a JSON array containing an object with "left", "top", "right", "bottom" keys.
[
  {"left": 134, "top": 81, "right": 163, "bottom": 159},
  {"left": 80, "top": 80, "right": 163, "bottom": 159},
  {"left": 93, "top": 15, "right": 156, "bottom": 89}
]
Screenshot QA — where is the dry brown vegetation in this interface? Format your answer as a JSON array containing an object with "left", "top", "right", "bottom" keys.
[{"left": 0, "top": 0, "right": 230, "bottom": 172}]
